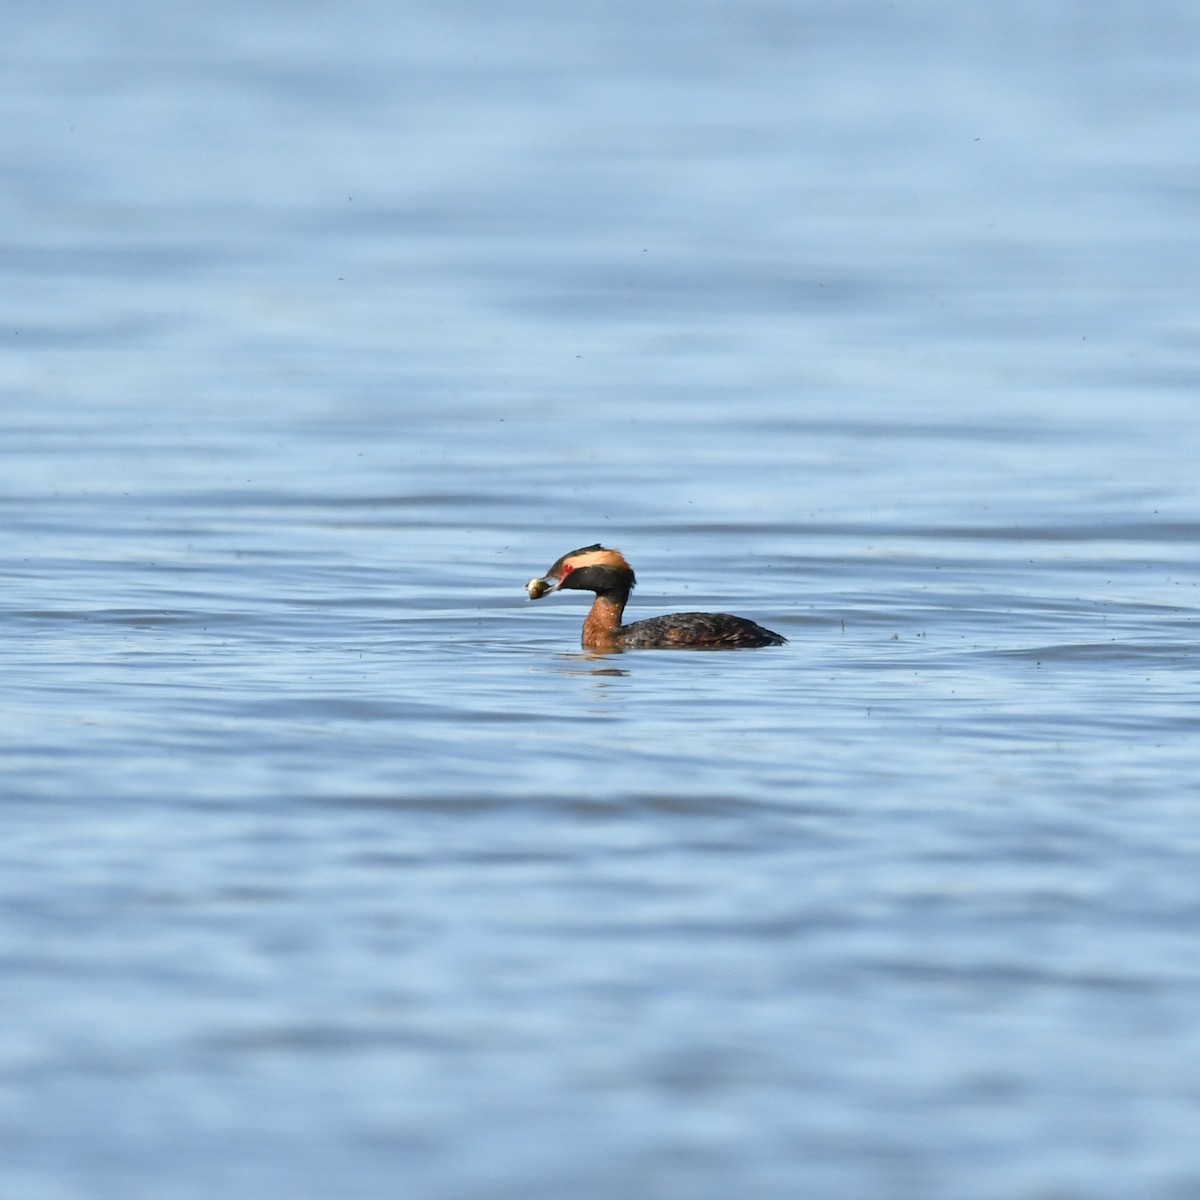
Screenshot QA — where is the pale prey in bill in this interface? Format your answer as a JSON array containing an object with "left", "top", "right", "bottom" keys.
[{"left": 525, "top": 544, "right": 786, "bottom": 651}]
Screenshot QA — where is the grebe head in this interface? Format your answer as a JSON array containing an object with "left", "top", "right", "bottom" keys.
[{"left": 526, "top": 544, "right": 636, "bottom": 600}]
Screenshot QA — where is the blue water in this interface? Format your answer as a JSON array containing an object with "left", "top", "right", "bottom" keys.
[{"left": 4, "top": 3, "right": 1200, "bottom": 1197}]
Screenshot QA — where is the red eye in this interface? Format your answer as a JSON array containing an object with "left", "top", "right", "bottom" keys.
[{"left": 561, "top": 564, "right": 574, "bottom": 577}]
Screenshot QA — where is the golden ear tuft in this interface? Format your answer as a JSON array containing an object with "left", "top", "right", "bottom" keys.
[{"left": 563, "top": 546, "right": 631, "bottom": 573}]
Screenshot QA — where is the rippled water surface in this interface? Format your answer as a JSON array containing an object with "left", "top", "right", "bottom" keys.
[{"left": 4, "top": 3, "right": 1200, "bottom": 1197}]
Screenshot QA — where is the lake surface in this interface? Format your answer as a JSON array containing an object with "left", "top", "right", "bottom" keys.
[{"left": 4, "top": 2, "right": 1200, "bottom": 1197}]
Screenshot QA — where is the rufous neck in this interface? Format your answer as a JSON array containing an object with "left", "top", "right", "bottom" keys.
[{"left": 581, "top": 594, "right": 626, "bottom": 650}]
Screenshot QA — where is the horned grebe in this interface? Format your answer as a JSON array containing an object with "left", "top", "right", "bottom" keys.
[{"left": 525, "top": 544, "right": 786, "bottom": 651}]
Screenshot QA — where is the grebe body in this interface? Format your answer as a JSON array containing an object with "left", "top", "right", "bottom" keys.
[{"left": 525, "top": 544, "right": 786, "bottom": 651}]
